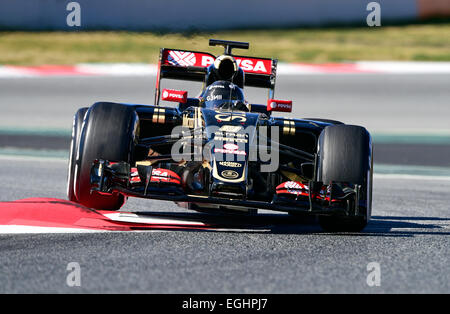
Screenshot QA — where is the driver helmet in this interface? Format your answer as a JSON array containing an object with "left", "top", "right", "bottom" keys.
[{"left": 201, "top": 80, "right": 248, "bottom": 111}]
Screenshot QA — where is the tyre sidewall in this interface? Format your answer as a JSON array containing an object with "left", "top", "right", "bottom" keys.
[
  {"left": 75, "top": 102, "right": 138, "bottom": 210},
  {"left": 67, "top": 107, "right": 88, "bottom": 202},
  {"left": 318, "top": 125, "right": 373, "bottom": 231}
]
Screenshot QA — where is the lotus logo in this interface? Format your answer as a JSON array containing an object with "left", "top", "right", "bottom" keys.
[{"left": 221, "top": 170, "right": 239, "bottom": 179}]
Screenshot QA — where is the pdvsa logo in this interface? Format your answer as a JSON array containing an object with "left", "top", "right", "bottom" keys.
[
  {"left": 168, "top": 51, "right": 196, "bottom": 67},
  {"left": 201, "top": 56, "right": 270, "bottom": 74},
  {"left": 235, "top": 59, "right": 268, "bottom": 73}
]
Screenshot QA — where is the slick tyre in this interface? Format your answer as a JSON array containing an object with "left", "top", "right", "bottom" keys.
[
  {"left": 67, "top": 107, "right": 88, "bottom": 202},
  {"left": 75, "top": 102, "right": 138, "bottom": 210},
  {"left": 317, "top": 125, "right": 373, "bottom": 232}
]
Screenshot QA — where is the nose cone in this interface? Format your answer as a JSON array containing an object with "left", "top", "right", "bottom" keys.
[{"left": 198, "top": 108, "right": 260, "bottom": 198}]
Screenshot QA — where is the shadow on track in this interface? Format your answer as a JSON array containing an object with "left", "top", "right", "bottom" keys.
[
  {"left": 132, "top": 211, "right": 450, "bottom": 237},
  {"left": 358, "top": 216, "right": 450, "bottom": 238}
]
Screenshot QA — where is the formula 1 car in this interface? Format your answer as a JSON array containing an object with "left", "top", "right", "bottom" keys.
[{"left": 67, "top": 39, "right": 373, "bottom": 232}]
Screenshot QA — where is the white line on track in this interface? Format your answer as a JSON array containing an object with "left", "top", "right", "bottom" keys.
[
  {"left": 373, "top": 173, "right": 450, "bottom": 181},
  {"left": 2, "top": 62, "right": 450, "bottom": 77},
  {"left": 0, "top": 154, "right": 67, "bottom": 163},
  {"left": 0, "top": 225, "right": 171, "bottom": 234},
  {"left": 103, "top": 212, "right": 207, "bottom": 226}
]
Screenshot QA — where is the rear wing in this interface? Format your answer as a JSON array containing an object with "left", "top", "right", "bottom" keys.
[{"left": 155, "top": 48, "right": 277, "bottom": 105}]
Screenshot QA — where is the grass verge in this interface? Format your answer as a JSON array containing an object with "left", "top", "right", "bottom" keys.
[{"left": 0, "top": 23, "right": 449, "bottom": 65}]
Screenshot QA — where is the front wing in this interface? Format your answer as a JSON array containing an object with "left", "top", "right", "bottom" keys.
[{"left": 90, "top": 160, "right": 366, "bottom": 217}]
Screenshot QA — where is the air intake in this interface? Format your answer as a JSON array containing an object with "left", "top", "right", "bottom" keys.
[{"left": 214, "top": 55, "right": 238, "bottom": 80}]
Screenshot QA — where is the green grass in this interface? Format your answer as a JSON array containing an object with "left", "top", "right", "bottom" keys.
[{"left": 1, "top": 23, "right": 449, "bottom": 65}]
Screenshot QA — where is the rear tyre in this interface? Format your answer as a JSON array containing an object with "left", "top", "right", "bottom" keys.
[
  {"left": 74, "top": 102, "right": 138, "bottom": 210},
  {"left": 317, "top": 125, "right": 373, "bottom": 232},
  {"left": 67, "top": 107, "right": 88, "bottom": 202}
]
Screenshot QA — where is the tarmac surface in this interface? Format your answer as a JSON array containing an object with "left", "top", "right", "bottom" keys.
[{"left": 0, "top": 74, "right": 449, "bottom": 293}]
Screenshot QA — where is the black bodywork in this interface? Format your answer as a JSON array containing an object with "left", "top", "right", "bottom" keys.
[{"left": 88, "top": 40, "right": 371, "bottom": 220}]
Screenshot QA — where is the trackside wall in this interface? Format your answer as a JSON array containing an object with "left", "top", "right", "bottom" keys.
[{"left": 0, "top": 0, "right": 448, "bottom": 31}]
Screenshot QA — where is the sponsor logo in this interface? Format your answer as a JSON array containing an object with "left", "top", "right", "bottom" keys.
[
  {"left": 168, "top": 51, "right": 197, "bottom": 67},
  {"left": 223, "top": 143, "right": 239, "bottom": 151},
  {"left": 150, "top": 168, "right": 181, "bottom": 184},
  {"left": 201, "top": 56, "right": 215, "bottom": 67},
  {"left": 152, "top": 169, "right": 169, "bottom": 177},
  {"left": 214, "top": 148, "right": 246, "bottom": 155},
  {"left": 221, "top": 170, "right": 239, "bottom": 179},
  {"left": 219, "top": 125, "right": 242, "bottom": 133},
  {"left": 161, "top": 89, "right": 187, "bottom": 103},
  {"left": 272, "top": 103, "right": 291, "bottom": 109},
  {"left": 208, "top": 85, "right": 225, "bottom": 89},
  {"left": 203, "top": 56, "right": 271, "bottom": 75},
  {"left": 214, "top": 135, "right": 248, "bottom": 143},
  {"left": 286, "top": 182, "right": 307, "bottom": 195},
  {"left": 284, "top": 181, "right": 308, "bottom": 190},
  {"left": 218, "top": 132, "right": 247, "bottom": 138},
  {"left": 206, "top": 94, "right": 223, "bottom": 101},
  {"left": 219, "top": 161, "right": 243, "bottom": 168},
  {"left": 267, "top": 99, "right": 292, "bottom": 112},
  {"left": 235, "top": 59, "right": 268, "bottom": 73},
  {"left": 163, "top": 91, "right": 183, "bottom": 99},
  {"left": 164, "top": 50, "right": 272, "bottom": 75},
  {"left": 214, "top": 112, "right": 247, "bottom": 122},
  {"left": 276, "top": 181, "right": 309, "bottom": 196}
]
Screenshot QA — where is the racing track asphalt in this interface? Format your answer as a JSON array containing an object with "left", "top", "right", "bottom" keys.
[
  {"left": 0, "top": 74, "right": 449, "bottom": 293},
  {"left": 1, "top": 74, "right": 450, "bottom": 132},
  {"left": 2, "top": 133, "right": 450, "bottom": 167}
]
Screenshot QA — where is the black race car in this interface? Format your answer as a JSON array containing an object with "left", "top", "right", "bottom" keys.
[{"left": 67, "top": 39, "right": 373, "bottom": 232}]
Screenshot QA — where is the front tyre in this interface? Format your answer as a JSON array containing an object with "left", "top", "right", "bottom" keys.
[
  {"left": 67, "top": 107, "right": 88, "bottom": 202},
  {"left": 75, "top": 102, "right": 138, "bottom": 210},
  {"left": 317, "top": 125, "right": 373, "bottom": 232}
]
